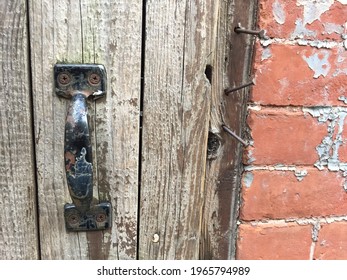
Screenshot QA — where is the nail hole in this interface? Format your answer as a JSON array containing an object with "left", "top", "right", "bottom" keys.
[{"left": 204, "top": 65, "right": 212, "bottom": 84}]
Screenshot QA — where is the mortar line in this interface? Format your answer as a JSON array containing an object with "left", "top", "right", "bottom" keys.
[{"left": 239, "top": 215, "right": 347, "bottom": 225}]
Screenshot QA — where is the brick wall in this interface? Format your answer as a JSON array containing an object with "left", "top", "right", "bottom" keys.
[{"left": 237, "top": 0, "right": 347, "bottom": 260}]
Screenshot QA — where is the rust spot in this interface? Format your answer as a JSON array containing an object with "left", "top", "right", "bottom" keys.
[{"left": 65, "top": 151, "right": 76, "bottom": 170}]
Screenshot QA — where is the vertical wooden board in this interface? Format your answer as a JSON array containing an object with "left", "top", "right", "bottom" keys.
[
  {"left": 80, "top": 0, "right": 142, "bottom": 259},
  {"left": 200, "top": 0, "right": 258, "bottom": 259},
  {"left": 29, "top": 0, "right": 142, "bottom": 259},
  {"left": 0, "top": 0, "right": 39, "bottom": 259},
  {"left": 29, "top": 0, "right": 87, "bottom": 259},
  {"left": 139, "top": 0, "right": 215, "bottom": 259}
]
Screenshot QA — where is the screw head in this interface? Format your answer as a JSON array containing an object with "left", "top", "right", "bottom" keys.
[
  {"left": 57, "top": 72, "right": 71, "bottom": 85},
  {"left": 88, "top": 73, "right": 101, "bottom": 85},
  {"left": 96, "top": 212, "right": 106, "bottom": 223},
  {"left": 67, "top": 213, "right": 80, "bottom": 225}
]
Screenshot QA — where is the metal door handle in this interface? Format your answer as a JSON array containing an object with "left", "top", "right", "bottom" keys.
[{"left": 54, "top": 64, "right": 112, "bottom": 231}]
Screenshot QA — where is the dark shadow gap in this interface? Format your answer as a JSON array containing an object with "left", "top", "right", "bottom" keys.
[
  {"left": 25, "top": 0, "right": 42, "bottom": 260},
  {"left": 136, "top": 0, "right": 147, "bottom": 260}
]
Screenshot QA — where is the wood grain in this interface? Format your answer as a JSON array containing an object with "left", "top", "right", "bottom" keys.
[
  {"left": 201, "top": 0, "right": 258, "bottom": 259},
  {"left": 0, "top": 0, "right": 39, "bottom": 259},
  {"left": 139, "top": 0, "right": 216, "bottom": 259},
  {"left": 140, "top": 0, "right": 257, "bottom": 259},
  {"left": 29, "top": 0, "right": 142, "bottom": 259}
]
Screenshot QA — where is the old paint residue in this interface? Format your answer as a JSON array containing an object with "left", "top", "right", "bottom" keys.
[
  {"left": 333, "top": 48, "right": 347, "bottom": 77},
  {"left": 272, "top": 0, "right": 286, "bottom": 24},
  {"left": 297, "top": 0, "right": 334, "bottom": 25},
  {"left": 295, "top": 169, "right": 308, "bottom": 181},
  {"left": 323, "top": 22, "right": 344, "bottom": 35},
  {"left": 243, "top": 172, "right": 254, "bottom": 188},
  {"left": 291, "top": 19, "right": 317, "bottom": 39},
  {"left": 303, "top": 50, "right": 331, "bottom": 78},
  {"left": 261, "top": 47, "right": 272, "bottom": 61},
  {"left": 304, "top": 107, "right": 347, "bottom": 190}
]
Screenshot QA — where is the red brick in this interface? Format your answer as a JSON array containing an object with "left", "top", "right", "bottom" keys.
[
  {"left": 259, "top": 0, "right": 347, "bottom": 41},
  {"left": 240, "top": 169, "right": 347, "bottom": 221},
  {"left": 245, "top": 108, "right": 327, "bottom": 165},
  {"left": 314, "top": 221, "right": 347, "bottom": 260},
  {"left": 252, "top": 44, "right": 347, "bottom": 106},
  {"left": 237, "top": 223, "right": 312, "bottom": 260}
]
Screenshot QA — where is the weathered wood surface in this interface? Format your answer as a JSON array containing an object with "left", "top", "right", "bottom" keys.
[
  {"left": 200, "top": 1, "right": 257, "bottom": 259},
  {"left": 29, "top": 0, "right": 142, "bottom": 259},
  {"left": 0, "top": 0, "right": 39, "bottom": 259},
  {"left": 139, "top": 0, "right": 214, "bottom": 259},
  {"left": 0, "top": 0, "right": 256, "bottom": 260},
  {"left": 139, "top": 0, "right": 257, "bottom": 259}
]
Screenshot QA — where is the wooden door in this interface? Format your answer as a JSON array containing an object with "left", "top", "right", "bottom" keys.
[{"left": 0, "top": 0, "right": 256, "bottom": 259}]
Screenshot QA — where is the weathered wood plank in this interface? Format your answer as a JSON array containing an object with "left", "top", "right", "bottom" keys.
[
  {"left": 29, "top": 0, "right": 142, "bottom": 259},
  {"left": 200, "top": 0, "right": 258, "bottom": 259},
  {"left": 80, "top": 0, "right": 142, "bottom": 260},
  {"left": 139, "top": 0, "right": 216, "bottom": 259},
  {"left": 0, "top": 0, "right": 39, "bottom": 259}
]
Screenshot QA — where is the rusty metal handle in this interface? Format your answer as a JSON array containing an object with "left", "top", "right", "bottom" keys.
[
  {"left": 65, "top": 93, "right": 93, "bottom": 212},
  {"left": 54, "top": 64, "right": 112, "bottom": 231}
]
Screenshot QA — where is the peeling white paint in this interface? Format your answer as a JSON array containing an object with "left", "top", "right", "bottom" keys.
[
  {"left": 338, "top": 96, "right": 347, "bottom": 104},
  {"left": 333, "top": 48, "right": 347, "bottom": 76},
  {"left": 297, "top": 0, "right": 334, "bottom": 25},
  {"left": 273, "top": 0, "right": 286, "bottom": 24},
  {"left": 261, "top": 47, "right": 272, "bottom": 61},
  {"left": 246, "top": 150, "right": 256, "bottom": 164},
  {"left": 295, "top": 169, "right": 308, "bottom": 181},
  {"left": 303, "top": 107, "right": 347, "bottom": 190},
  {"left": 243, "top": 172, "right": 254, "bottom": 188},
  {"left": 323, "top": 22, "right": 344, "bottom": 35},
  {"left": 303, "top": 50, "right": 331, "bottom": 78},
  {"left": 311, "top": 222, "right": 321, "bottom": 242},
  {"left": 291, "top": 19, "right": 317, "bottom": 39}
]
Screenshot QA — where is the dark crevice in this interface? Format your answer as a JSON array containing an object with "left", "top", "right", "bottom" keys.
[
  {"left": 204, "top": 64, "right": 213, "bottom": 84},
  {"left": 136, "top": 0, "right": 147, "bottom": 260},
  {"left": 207, "top": 132, "right": 221, "bottom": 160},
  {"left": 25, "top": 0, "right": 42, "bottom": 260}
]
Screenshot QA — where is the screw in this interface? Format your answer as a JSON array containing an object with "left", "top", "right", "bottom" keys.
[
  {"left": 222, "top": 125, "right": 248, "bottom": 147},
  {"left": 67, "top": 213, "right": 80, "bottom": 225},
  {"left": 96, "top": 213, "right": 106, "bottom": 223},
  {"left": 58, "top": 72, "right": 71, "bottom": 85},
  {"left": 89, "top": 73, "right": 101, "bottom": 85},
  {"left": 234, "top": 26, "right": 268, "bottom": 40}
]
